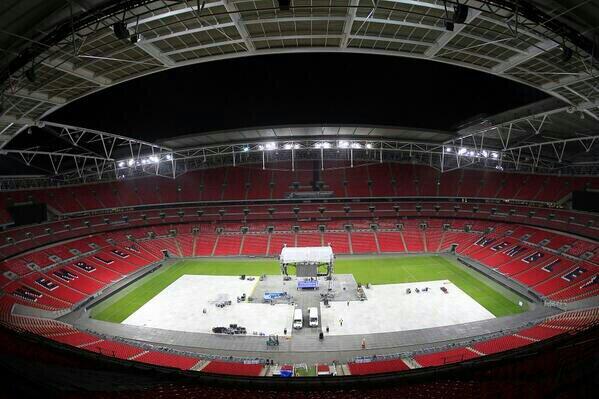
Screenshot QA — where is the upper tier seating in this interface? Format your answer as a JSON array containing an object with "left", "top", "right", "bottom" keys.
[{"left": 2, "top": 164, "right": 597, "bottom": 219}]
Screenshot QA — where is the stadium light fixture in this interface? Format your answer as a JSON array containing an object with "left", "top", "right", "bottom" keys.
[
  {"left": 445, "top": 147, "right": 452, "bottom": 153},
  {"left": 265, "top": 142, "right": 277, "bottom": 151},
  {"left": 283, "top": 143, "right": 293, "bottom": 150},
  {"left": 127, "top": 159, "right": 135, "bottom": 166},
  {"left": 458, "top": 147, "right": 467, "bottom": 155},
  {"left": 315, "top": 142, "right": 331, "bottom": 149},
  {"left": 365, "top": 143, "right": 373, "bottom": 149},
  {"left": 165, "top": 154, "right": 173, "bottom": 160},
  {"left": 118, "top": 161, "right": 125, "bottom": 168},
  {"left": 148, "top": 155, "right": 159, "bottom": 163},
  {"left": 338, "top": 140, "right": 349, "bottom": 149},
  {"left": 242, "top": 147, "right": 249, "bottom": 152},
  {"left": 351, "top": 142, "right": 362, "bottom": 149},
  {"left": 481, "top": 150, "right": 488, "bottom": 158},
  {"left": 490, "top": 152, "right": 499, "bottom": 159},
  {"left": 293, "top": 143, "right": 301, "bottom": 149}
]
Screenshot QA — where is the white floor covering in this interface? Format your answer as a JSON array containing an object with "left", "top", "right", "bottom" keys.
[
  {"left": 122, "top": 275, "right": 294, "bottom": 336},
  {"left": 320, "top": 280, "right": 495, "bottom": 336}
]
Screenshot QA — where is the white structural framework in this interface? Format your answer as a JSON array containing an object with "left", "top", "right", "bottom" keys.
[
  {"left": 280, "top": 245, "right": 334, "bottom": 278},
  {"left": 280, "top": 246, "right": 334, "bottom": 264},
  {"left": 1, "top": 0, "right": 598, "bottom": 147}
]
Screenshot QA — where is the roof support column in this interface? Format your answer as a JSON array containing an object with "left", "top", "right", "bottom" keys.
[{"left": 223, "top": 0, "right": 255, "bottom": 52}]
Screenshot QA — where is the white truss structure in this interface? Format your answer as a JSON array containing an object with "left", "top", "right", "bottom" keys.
[
  {"left": 0, "top": 0, "right": 598, "bottom": 183},
  {"left": 1, "top": 118, "right": 597, "bottom": 190}
]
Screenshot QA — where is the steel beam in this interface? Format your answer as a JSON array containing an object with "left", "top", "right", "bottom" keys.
[
  {"left": 0, "top": 114, "right": 34, "bottom": 126},
  {"left": 492, "top": 39, "right": 559, "bottom": 73},
  {"left": 42, "top": 58, "right": 112, "bottom": 86},
  {"left": 41, "top": 121, "right": 173, "bottom": 152},
  {"left": 223, "top": 0, "right": 255, "bottom": 52},
  {"left": 3, "top": 88, "right": 67, "bottom": 105},
  {"left": 134, "top": 41, "right": 175, "bottom": 66},
  {"left": 0, "top": 149, "right": 111, "bottom": 162},
  {"left": 341, "top": 0, "right": 360, "bottom": 48},
  {"left": 141, "top": 22, "right": 236, "bottom": 44},
  {"left": 128, "top": 1, "right": 225, "bottom": 28}
]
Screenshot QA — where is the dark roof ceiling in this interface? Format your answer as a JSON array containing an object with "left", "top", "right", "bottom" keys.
[{"left": 0, "top": 0, "right": 598, "bottom": 181}]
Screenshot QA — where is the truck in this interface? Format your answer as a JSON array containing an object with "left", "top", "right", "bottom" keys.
[
  {"left": 308, "top": 307, "right": 319, "bottom": 327},
  {"left": 293, "top": 308, "right": 303, "bottom": 329}
]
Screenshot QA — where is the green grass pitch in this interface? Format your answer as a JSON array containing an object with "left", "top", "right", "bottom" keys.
[{"left": 91, "top": 255, "right": 526, "bottom": 323}]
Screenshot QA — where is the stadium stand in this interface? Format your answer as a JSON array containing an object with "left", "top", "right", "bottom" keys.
[
  {"left": 347, "top": 359, "right": 410, "bottom": 375},
  {"left": 201, "top": 361, "right": 263, "bottom": 376},
  {"left": 414, "top": 348, "right": 480, "bottom": 367},
  {"left": 132, "top": 351, "right": 200, "bottom": 370}
]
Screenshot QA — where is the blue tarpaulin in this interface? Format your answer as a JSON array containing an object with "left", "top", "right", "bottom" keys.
[
  {"left": 263, "top": 292, "right": 286, "bottom": 300},
  {"left": 298, "top": 279, "right": 319, "bottom": 289}
]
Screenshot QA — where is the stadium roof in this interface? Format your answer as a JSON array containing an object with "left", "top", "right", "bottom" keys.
[{"left": 0, "top": 0, "right": 598, "bottom": 184}]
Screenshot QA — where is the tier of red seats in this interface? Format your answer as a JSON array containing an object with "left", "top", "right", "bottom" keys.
[
  {"left": 516, "top": 325, "right": 564, "bottom": 340},
  {"left": 80, "top": 340, "right": 144, "bottom": 359},
  {"left": 2, "top": 164, "right": 598, "bottom": 221},
  {"left": 213, "top": 235, "right": 242, "bottom": 256},
  {"left": 201, "top": 361, "right": 263, "bottom": 376},
  {"left": 0, "top": 200, "right": 595, "bottom": 262},
  {"left": 350, "top": 232, "right": 378, "bottom": 253},
  {"left": 0, "top": 277, "right": 596, "bottom": 378},
  {"left": 2, "top": 217, "right": 596, "bottom": 306},
  {"left": 377, "top": 232, "right": 405, "bottom": 252},
  {"left": 470, "top": 335, "right": 533, "bottom": 355},
  {"left": 133, "top": 351, "right": 200, "bottom": 370},
  {"left": 414, "top": 348, "right": 479, "bottom": 367},
  {"left": 347, "top": 359, "right": 410, "bottom": 375}
]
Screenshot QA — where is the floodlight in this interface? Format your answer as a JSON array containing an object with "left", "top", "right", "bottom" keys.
[
  {"left": 458, "top": 147, "right": 467, "bottom": 155},
  {"left": 338, "top": 140, "right": 349, "bottom": 149},
  {"left": 127, "top": 159, "right": 135, "bottom": 166}
]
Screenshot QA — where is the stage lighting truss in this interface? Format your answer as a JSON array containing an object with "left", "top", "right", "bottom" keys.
[{"left": 1, "top": 121, "right": 599, "bottom": 189}]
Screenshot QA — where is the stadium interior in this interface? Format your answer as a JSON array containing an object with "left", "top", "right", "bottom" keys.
[{"left": 0, "top": 0, "right": 598, "bottom": 398}]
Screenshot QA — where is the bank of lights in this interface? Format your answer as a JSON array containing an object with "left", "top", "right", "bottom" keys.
[
  {"left": 118, "top": 154, "right": 172, "bottom": 168},
  {"left": 315, "top": 142, "right": 332, "bottom": 149},
  {"left": 447, "top": 147, "right": 499, "bottom": 159}
]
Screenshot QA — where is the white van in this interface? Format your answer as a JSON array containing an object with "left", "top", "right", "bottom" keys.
[
  {"left": 293, "top": 308, "right": 303, "bottom": 329},
  {"left": 308, "top": 307, "right": 319, "bottom": 327}
]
